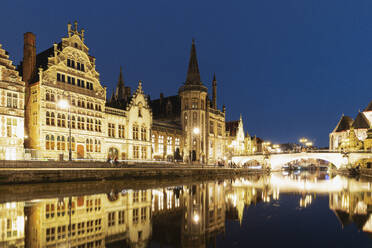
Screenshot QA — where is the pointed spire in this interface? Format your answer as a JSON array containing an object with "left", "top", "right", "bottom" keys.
[
  {"left": 113, "top": 66, "right": 126, "bottom": 102},
  {"left": 213, "top": 72, "right": 216, "bottom": 82},
  {"left": 185, "top": 39, "right": 201, "bottom": 85}
]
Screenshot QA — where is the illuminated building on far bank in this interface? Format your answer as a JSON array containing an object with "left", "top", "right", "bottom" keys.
[{"left": 0, "top": 21, "right": 261, "bottom": 162}]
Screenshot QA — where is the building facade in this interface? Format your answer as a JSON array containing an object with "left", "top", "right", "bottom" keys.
[
  {"left": 0, "top": 44, "right": 25, "bottom": 160},
  {"left": 20, "top": 22, "right": 151, "bottom": 161}
]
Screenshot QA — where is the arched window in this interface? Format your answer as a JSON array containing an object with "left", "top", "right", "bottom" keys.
[
  {"left": 61, "top": 136, "right": 65, "bottom": 150},
  {"left": 95, "top": 140, "right": 98, "bottom": 152},
  {"left": 51, "top": 113, "right": 55, "bottom": 126},
  {"left": 90, "top": 139, "right": 93, "bottom": 152},
  {"left": 158, "top": 135, "right": 164, "bottom": 155},
  {"left": 81, "top": 117, "right": 85, "bottom": 130},
  {"left": 167, "top": 137, "right": 173, "bottom": 155},
  {"left": 50, "top": 135, "right": 55, "bottom": 150},
  {"left": 51, "top": 94, "right": 55, "bottom": 102},
  {"left": 72, "top": 116, "right": 76, "bottom": 129},
  {"left": 46, "top": 112, "right": 50, "bottom": 125},
  {"left": 62, "top": 114, "right": 66, "bottom": 128},
  {"left": 98, "top": 141, "right": 101, "bottom": 152},
  {"left": 57, "top": 114, "right": 62, "bottom": 127},
  {"left": 46, "top": 92, "right": 50, "bottom": 101},
  {"left": 46, "top": 135, "right": 50, "bottom": 150},
  {"left": 78, "top": 100, "right": 81, "bottom": 107},
  {"left": 133, "top": 124, "right": 139, "bottom": 140},
  {"left": 81, "top": 101, "right": 85, "bottom": 108},
  {"left": 57, "top": 136, "right": 61, "bottom": 150},
  {"left": 141, "top": 126, "right": 146, "bottom": 141},
  {"left": 86, "top": 139, "right": 89, "bottom": 152},
  {"left": 72, "top": 137, "right": 75, "bottom": 151}
]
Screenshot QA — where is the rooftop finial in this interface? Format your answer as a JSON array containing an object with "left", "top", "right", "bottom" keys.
[
  {"left": 67, "top": 22, "right": 72, "bottom": 37},
  {"left": 74, "top": 21, "right": 78, "bottom": 31},
  {"left": 81, "top": 28, "right": 85, "bottom": 42},
  {"left": 185, "top": 39, "right": 201, "bottom": 85}
]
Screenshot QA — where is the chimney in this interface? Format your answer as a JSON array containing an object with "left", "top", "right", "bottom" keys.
[{"left": 23, "top": 32, "right": 36, "bottom": 86}]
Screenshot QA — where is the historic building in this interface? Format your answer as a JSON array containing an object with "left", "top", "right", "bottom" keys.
[
  {"left": 329, "top": 101, "right": 372, "bottom": 151},
  {"left": 0, "top": 44, "right": 25, "bottom": 160},
  {"left": 20, "top": 22, "right": 152, "bottom": 160},
  {"left": 150, "top": 41, "right": 226, "bottom": 164}
]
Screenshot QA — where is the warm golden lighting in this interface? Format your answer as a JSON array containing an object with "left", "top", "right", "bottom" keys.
[
  {"left": 58, "top": 99, "right": 69, "bottom": 109},
  {"left": 193, "top": 213, "right": 200, "bottom": 223},
  {"left": 193, "top": 127, "right": 200, "bottom": 135}
]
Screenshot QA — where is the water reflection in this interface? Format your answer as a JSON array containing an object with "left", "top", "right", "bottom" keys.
[{"left": 1, "top": 172, "right": 372, "bottom": 247}]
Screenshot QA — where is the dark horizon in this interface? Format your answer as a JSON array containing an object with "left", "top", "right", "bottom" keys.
[{"left": 2, "top": 0, "right": 372, "bottom": 147}]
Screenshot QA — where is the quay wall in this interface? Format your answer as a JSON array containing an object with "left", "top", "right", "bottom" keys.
[{"left": 0, "top": 166, "right": 263, "bottom": 184}]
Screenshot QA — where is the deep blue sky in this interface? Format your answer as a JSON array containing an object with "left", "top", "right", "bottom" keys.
[{"left": 1, "top": 0, "right": 372, "bottom": 147}]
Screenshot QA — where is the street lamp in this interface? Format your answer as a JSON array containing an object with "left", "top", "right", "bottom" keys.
[{"left": 58, "top": 98, "right": 72, "bottom": 161}]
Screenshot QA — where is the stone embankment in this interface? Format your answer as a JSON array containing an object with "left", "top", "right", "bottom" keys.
[{"left": 0, "top": 160, "right": 265, "bottom": 184}]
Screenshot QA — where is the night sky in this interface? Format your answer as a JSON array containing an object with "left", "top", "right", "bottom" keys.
[{"left": 1, "top": 0, "right": 372, "bottom": 147}]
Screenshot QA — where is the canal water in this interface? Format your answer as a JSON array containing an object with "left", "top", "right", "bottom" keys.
[{"left": 1, "top": 171, "right": 372, "bottom": 248}]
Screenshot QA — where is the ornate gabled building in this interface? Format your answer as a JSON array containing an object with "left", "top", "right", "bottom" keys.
[
  {"left": 150, "top": 40, "right": 226, "bottom": 164},
  {"left": 329, "top": 101, "right": 372, "bottom": 151},
  {"left": 0, "top": 44, "right": 25, "bottom": 160},
  {"left": 20, "top": 22, "right": 152, "bottom": 160}
]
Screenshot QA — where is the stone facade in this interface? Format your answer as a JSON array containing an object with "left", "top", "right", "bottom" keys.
[
  {"left": 21, "top": 22, "right": 151, "bottom": 161},
  {"left": 329, "top": 102, "right": 372, "bottom": 151},
  {"left": 0, "top": 44, "right": 25, "bottom": 160}
]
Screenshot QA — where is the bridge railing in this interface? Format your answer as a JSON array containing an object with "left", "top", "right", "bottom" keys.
[{"left": 232, "top": 149, "right": 372, "bottom": 157}]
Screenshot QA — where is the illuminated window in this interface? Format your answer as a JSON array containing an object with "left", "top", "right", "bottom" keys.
[
  {"left": 141, "top": 190, "right": 147, "bottom": 201},
  {"left": 71, "top": 116, "right": 76, "bottom": 129},
  {"left": 108, "top": 123, "right": 115, "bottom": 137},
  {"left": 175, "top": 138, "right": 180, "bottom": 150},
  {"left": 152, "top": 134, "right": 155, "bottom": 153},
  {"left": 132, "top": 209, "right": 139, "bottom": 224},
  {"left": 141, "top": 207, "right": 147, "bottom": 222},
  {"left": 118, "top": 210, "right": 125, "bottom": 225},
  {"left": 50, "top": 135, "right": 55, "bottom": 150},
  {"left": 133, "top": 146, "right": 139, "bottom": 159},
  {"left": 158, "top": 135, "right": 164, "bottom": 154},
  {"left": 133, "top": 191, "right": 139, "bottom": 203},
  {"left": 51, "top": 112, "right": 55, "bottom": 126},
  {"left": 217, "top": 124, "right": 222, "bottom": 136},
  {"left": 108, "top": 212, "right": 115, "bottom": 227},
  {"left": 46, "top": 227, "right": 55, "bottom": 242},
  {"left": 141, "top": 126, "right": 146, "bottom": 141},
  {"left": 167, "top": 137, "right": 173, "bottom": 154},
  {"left": 133, "top": 125, "right": 139, "bottom": 140},
  {"left": 46, "top": 135, "right": 50, "bottom": 150},
  {"left": 118, "top": 125, "right": 125, "bottom": 138},
  {"left": 141, "top": 146, "right": 147, "bottom": 159}
]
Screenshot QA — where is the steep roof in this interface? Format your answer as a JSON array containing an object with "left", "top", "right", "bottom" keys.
[
  {"left": 333, "top": 115, "right": 353, "bottom": 132},
  {"left": 150, "top": 95, "right": 181, "bottom": 121},
  {"left": 226, "top": 121, "right": 240, "bottom": 137},
  {"left": 185, "top": 39, "right": 201, "bottom": 85},
  {"left": 364, "top": 100, "right": 372, "bottom": 112},
  {"left": 178, "top": 40, "right": 207, "bottom": 93},
  {"left": 352, "top": 112, "right": 370, "bottom": 129}
]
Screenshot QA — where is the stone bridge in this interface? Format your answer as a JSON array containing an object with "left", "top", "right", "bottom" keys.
[{"left": 232, "top": 150, "right": 372, "bottom": 170}]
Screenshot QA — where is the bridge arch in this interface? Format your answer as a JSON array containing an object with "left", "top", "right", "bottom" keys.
[{"left": 269, "top": 153, "right": 346, "bottom": 170}]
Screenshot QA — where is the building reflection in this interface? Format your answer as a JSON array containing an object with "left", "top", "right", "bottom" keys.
[{"left": 1, "top": 173, "right": 372, "bottom": 247}]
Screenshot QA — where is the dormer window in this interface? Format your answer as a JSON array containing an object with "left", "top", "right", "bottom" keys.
[{"left": 74, "top": 43, "right": 78, "bottom": 48}]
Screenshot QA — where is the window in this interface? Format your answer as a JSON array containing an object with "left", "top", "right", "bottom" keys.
[
  {"left": 118, "top": 125, "right": 125, "bottom": 138},
  {"left": 175, "top": 138, "right": 180, "bottom": 150},
  {"left": 68, "top": 137, "right": 75, "bottom": 151},
  {"left": 45, "top": 203, "right": 55, "bottom": 218},
  {"left": 141, "top": 190, "right": 147, "bottom": 201},
  {"left": 57, "top": 73, "right": 61, "bottom": 82},
  {"left": 108, "top": 123, "right": 115, "bottom": 137},
  {"left": 77, "top": 222, "right": 85, "bottom": 235},
  {"left": 57, "top": 226, "right": 66, "bottom": 240},
  {"left": 192, "top": 99, "right": 198, "bottom": 109},
  {"left": 81, "top": 64, "right": 85, "bottom": 71},
  {"left": 57, "top": 136, "right": 61, "bottom": 150},
  {"left": 133, "top": 125, "right": 139, "bottom": 140},
  {"left": 7, "top": 93, "right": 18, "bottom": 108},
  {"left": 86, "top": 199, "right": 93, "bottom": 212},
  {"left": 118, "top": 210, "right": 125, "bottom": 225},
  {"left": 141, "top": 207, "right": 147, "bottom": 222},
  {"left": 133, "top": 208, "right": 139, "bottom": 224},
  {"left": 141, "top": 126, "right": 146, "bottom": 140},
  {"left": 51, "top": 112, "right": 55, "bottom": 126},
  {"left": 57, "top": 114, "right": 62, "bottom": 127},
  {"left": 193, "top": 112, "right": 197, "bottom": 125},
  {"left": 61, "top": 136, "right": 66, "bottom": 151},
  {"left": 72, "top": 116, "right": 76, "bottom": 129},
  {"left": 141, "top": 146, "right": 147, "bottom": 159},
  {"left": 152, "top": 134, "right": 155, "bottom": 153},
  {"left": 61, "top": 114, "right": 66, "bottom": 128},
  {"left": 167, "top": 137, "right": 172, "bottom": 155},
  {"left": 217, "top": 124, "right": 222, "bottom": 136},
  {"left": 46, "top": 135, "right": 50, "bottom": 150},
  {"left": 158, "top": 135, "right": 164, "bottom": 154},
  {"left": 94, "top": 198, "right": 101, "bottom": 211},
  {"left": 108, "top": 212, "right": 115, "bottom": 227},
  {"left": 86, "top": 139, "right": 93, "bottom": 152},
  {"left": 6, "top": 118, "right": 16, "bottom": 137},
  {"left": 46, "top": 227, "right": 55, "bottom": 242},
  {"left": 46, "top": 112, "right": 51, "bottom": 125},
  {"left": 210, "top": 121, "right": 214, "bottom": 134},
  {"left": 46, "top": 92, "right": 50, "bottom": 101},
  {"left": 133, "top": 191, "right": 139, "bottom": 203},
  {"left": 133, "top": 146, "right": 139, "bottom": 159},
  {"left": 57, "top": 203, "right": 65, "bottom": 217},
  {"left": 50, "top": 135, "right": 55, "bottom": 150}
]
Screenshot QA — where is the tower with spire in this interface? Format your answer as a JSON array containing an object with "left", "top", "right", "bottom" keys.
[{"left": 179, "top": 40, "right": 208, "bottom": 163}]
